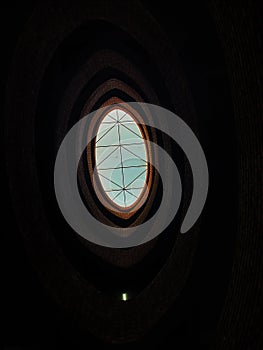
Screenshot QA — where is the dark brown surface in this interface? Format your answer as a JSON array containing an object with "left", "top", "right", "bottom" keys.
[
  {"left": 211, "top": 2, "right": 263, "bottom": 349},
  {"left": 2, "top": 0, "right": 262, "bottom": 348}
]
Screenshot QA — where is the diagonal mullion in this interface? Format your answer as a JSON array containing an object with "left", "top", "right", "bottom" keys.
[
  {"left": 96, "top": 171, "right": 123, "bottom": 190},
  {"left": 120, "top": 123, "right": 142, "bottom": 139},
  {"left": 96, "top": 146, "right": 119, "bottom": 167},
  {"left": 122, "top": 145, "right": 147, "bottom": 164},
  {"left": 125, "top": 189, "right": 138, "bottom": 199},
  {"left": 119, "top": 112, "right": 128, "bottom": 121},
  {"left": 107, "top": 112, "right": 117, "bottom": 121},
  {"left": 96, "top": 123, "right": 116, "bottom": 144},
  {"left": 125, "top": 168, "right": 147, "bottom": 188},
  {"left": 112, "top": 190, "right": 124, "bottom": 201}
]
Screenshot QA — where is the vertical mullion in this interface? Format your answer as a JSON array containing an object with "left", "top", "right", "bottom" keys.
[{"left": 117, "top": 110, "right": 126, "bottom": 207}]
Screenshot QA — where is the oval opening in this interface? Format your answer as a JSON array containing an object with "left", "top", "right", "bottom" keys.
[{"left": 95, "top": 108, "right": 148, "bottom": 210}]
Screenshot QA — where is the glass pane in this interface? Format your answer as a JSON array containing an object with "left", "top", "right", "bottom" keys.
[{"left": 95, "top": 108, "right": 148, "bottom": 208}]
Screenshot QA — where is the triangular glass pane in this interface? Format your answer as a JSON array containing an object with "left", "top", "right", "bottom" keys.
[
  {"left": 125, "top": 190, "right": 138, "bottom": 206},
  {"left": 127, "top": 187, "right": 144, "bottom": 198},
  {"left": 106, "top": 190, "right": 122, "bottom": 201},
  {"left": 96, "top": 123, "right": 114, "bottom": 137},
  {"left": 97, "top": 175, "right": 115, "bottom": 192},
  {"left": 97, "top": 168, "right": 123, "bottom": 191},
  {"left": 128, "top": 175, "right": 146, "bottom": 189},
  {"left": 105, "top": 110, "right": 118, "bottom": 122},
  {"left": 119, "top": 123, "right": 142, "bottom": 142},
  {"left": 119, "top": 112, "right": 133, "bottom": 122},
  {"left": 96, "top": 147, "right": 121, "bottom": 169},
  {"left": 123, "top": 167, "right": 147, "bottom": 188},
  {"left": 128, "top": 143, "right": 147, "bottom": 160},
  {"left": 121, "top": 147, "right": 147, "bottom": 166},
  {"left": 96, "top": 145, "right": 119, "bottom": 164},
  {"left": 96, "top": 124, "right": 119, "bottom": 146},
  {"left": 114, "top": 191, "right": 126, "bottom": 207}
]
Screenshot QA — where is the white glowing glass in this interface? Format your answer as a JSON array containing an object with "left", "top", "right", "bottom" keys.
[{"left": 95, "top": 109, "right": 147, "bottom": 208}]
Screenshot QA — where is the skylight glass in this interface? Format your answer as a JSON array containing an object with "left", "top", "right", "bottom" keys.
[{"left": 95, "top": 108, "right": 147, "bottom": 208}]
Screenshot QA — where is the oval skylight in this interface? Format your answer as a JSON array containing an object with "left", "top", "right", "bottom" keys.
[{"left": 95, "top": 108, "right": 148, "bottom": 208}]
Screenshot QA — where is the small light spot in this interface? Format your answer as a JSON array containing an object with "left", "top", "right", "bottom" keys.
[{"left": 121, "top": 293, "right": 128, "bottom": 301}]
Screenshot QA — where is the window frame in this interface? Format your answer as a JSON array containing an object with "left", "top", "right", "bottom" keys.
[{"left": 88, "top": 103, "right": 154, "bottom": 220}]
